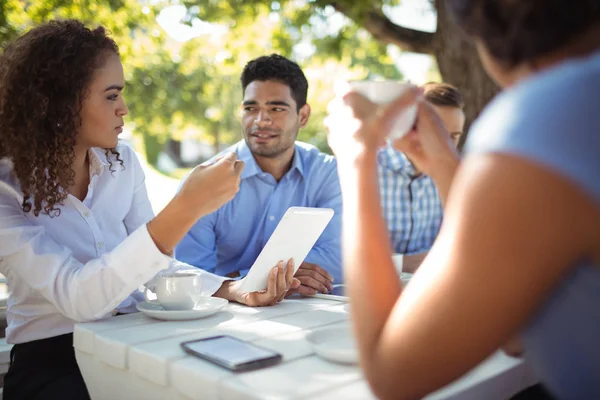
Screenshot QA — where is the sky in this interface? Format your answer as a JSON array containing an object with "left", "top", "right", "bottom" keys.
[{"left": 156, "top": 0, "right": 437, "bottom": 83}]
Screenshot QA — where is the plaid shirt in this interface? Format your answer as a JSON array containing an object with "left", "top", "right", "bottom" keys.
[{"left": 377, "top": 145, "right": 443, "bottom": 254}]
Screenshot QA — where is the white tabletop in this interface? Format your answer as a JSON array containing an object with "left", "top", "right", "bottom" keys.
[{"left": 74, "top": 296, "right": 537, "bottom": 400}]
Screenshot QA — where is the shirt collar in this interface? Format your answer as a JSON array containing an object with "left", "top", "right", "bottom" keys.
[
  {"left": 0, "top": 158, "right": 21, "bottom": 199},
  {"left": 0, "top": 150, "right": 109, "bottom": 200},
  {"left": 236, "top": 140, "right": 305, "bottom": 180},
  {"left": 289, "top": 145, "right": 304, "bottom": 177},
  {"left": 377, "top": 143, "right": 418, "bottom": 176},
  {"left": 89, "top": 148, "right": 109, "bottom": 177}
]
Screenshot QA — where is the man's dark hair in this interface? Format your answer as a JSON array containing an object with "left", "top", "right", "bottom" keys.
[
  {"left": 447, "top": 0, "right": 600, "bottom": 66},
  {"left": 240, "top": 54, "right": 308, "bottom": 111},
  {"left": 422, "top": 82, "right": 464, "bottom": 109}
]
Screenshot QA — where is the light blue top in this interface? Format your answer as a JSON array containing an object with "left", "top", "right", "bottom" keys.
[
  {"left": 175, "top": 140, "right": 343, "bottom": 282},
  {"left": 466, "top": 50, "right": 600, "bottom": 399}
]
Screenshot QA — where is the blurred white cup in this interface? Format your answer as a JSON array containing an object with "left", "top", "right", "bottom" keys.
[
  {"left": 337, "top": 80, "right": 418, "bottom": 140},
  {"left": 392, "top": 253, "right": 404, "bottom": 275}
]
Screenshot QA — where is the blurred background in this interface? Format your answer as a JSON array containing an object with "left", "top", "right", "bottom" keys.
[{"left": 0, "top": 0, "right": 498, "bottom": 212}]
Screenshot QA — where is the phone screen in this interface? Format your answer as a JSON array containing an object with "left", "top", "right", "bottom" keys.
[{"left": 182, "top": 336, "right": 280, "bottom": 370}]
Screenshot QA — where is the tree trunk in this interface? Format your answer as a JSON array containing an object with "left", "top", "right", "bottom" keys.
[
  {"left": 329, "top": 0, "right": 500, "bottom": 146},
  {"left": 432, "top": 0, "right": 499, "bottom": 146},
  {"left": 166, "top": 139, "right": 184, "bottom": 166}
]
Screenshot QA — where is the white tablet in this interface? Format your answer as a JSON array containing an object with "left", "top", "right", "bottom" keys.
[{"left": 238, "top": 207, "right": 335, "bottom": 293}]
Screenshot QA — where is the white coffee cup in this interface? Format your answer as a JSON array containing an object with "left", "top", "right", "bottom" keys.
[
  {"left": 392, "top": 253, "right": 404, "bottom": 275},
  {"left": 144, "top": 271, "right": 203, "bottom": 310},
  {"left": 339, "top": 80, "right": 418, "bottom": 140}
]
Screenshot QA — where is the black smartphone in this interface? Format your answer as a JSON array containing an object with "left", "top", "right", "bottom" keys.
[{"left": 180, "top": 335, "right": 282, "bottom": 372}]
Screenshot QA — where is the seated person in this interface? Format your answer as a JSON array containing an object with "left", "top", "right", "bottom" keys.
[
  {"left": 377, "top": 82, "right": 465, "bottom": 272},
  {"left": 176, "top": 54, "right": 342, "bottom": 295},
  {"left": 0, "top": 21, "right": 296, "bottom": 400}
]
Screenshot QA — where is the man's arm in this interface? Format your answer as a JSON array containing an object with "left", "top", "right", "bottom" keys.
[
  {"left": 428, "top": 158, "right": 459, "bottom": 207},
  {"left": 292, "top": 161, "right": 343, "bottom": 295},
  {"left": 302, "top": 163, "right": 343, "bottom": 279}
]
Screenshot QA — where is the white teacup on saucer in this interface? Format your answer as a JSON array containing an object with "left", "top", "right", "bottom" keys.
[
  {"left": 144, "top": 271, "right": 203, "bottom": 311},
  {"left": 136, "top": 297, "right": 228, "bottom": 321}
]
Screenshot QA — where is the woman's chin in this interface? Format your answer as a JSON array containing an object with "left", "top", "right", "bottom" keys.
[{"left": 97, "top": 139, "right": 119, "bottom": 149}]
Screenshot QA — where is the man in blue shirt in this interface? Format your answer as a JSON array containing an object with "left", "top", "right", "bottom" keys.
[
  {"left": 378, "top": 83, "right": 465, "bottom": 273},
  {"left": 176, "top": 54, "right": 341, "bottom": 295}
]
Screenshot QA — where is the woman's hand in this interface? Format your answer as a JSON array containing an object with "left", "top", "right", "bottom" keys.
[
  {"left": 215, "top": 259, "right": 301, "bottom": 307},
  {"left": 177, "top": 152, "right": 244, "bottom": 217},
  {"left": 501, "top": 336, "right": 524, "bottom": 358},
  {"left": 324, "top": 86, "right": 421, "bottom": 163},
  {"left": 391, "top": 100, "right": 459, "bottom": 177},
  {"left": 147, "top": 152, "right": 244, "bottom": 255}
]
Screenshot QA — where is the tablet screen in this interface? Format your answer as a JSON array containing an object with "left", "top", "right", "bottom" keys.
[{"left": 239, "top": 207, "right": 334, "bottom": 292}]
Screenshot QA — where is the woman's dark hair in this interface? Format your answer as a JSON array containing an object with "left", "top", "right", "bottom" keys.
[
  {"left": 240, "top": 54, "right": 308, "bottom": 111},
  {"left": 447, "top": 0, "right": 600, "bottom": 66},
  {"left": 422, "top": 82, "right": 464, "bottom": 109},
  {"left": 0, "top": 19, "right": 121, "bottom": 216}
]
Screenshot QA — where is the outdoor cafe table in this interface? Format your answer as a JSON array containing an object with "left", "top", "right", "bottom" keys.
[{"left": 74, "top": 296, "right": 538, "bottom": 400}]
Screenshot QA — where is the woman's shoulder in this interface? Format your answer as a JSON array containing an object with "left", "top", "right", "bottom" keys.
[
  {"left": 470, "top": 52, "right": 600, "bottom": 148},
  {"left": 465, "top": 53, "right": 600, "bottom": 201}
]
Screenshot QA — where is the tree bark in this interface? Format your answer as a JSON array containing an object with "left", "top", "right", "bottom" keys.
[
  {"left": 327, "top": 0, "right": 500, "bottom": 145},
  {"left": 328, "top": 1, "right": 435, "bottom": 54},
  {"left": 432, "top": 0, "right": 499, "bottom": 146},
  {"left": 166, "top": 139, "right": 183, "bottom": 166}
]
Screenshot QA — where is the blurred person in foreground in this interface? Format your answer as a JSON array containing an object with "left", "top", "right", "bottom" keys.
[{"left": 325, "top": 0, "right": 600, "bottom": 398}]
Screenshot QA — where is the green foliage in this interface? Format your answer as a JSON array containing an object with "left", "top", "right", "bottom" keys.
[
  {"left": 0, "top": 0, "right": 153, "bottom": 53},
  {"left": 1, "top": 0, "right": 406, "bottom": 162},
  {"left": 178, "top": 0, "right": 405, "bottom": 154}
]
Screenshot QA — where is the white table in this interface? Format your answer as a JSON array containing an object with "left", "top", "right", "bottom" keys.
[{"left": 74, "top": 296, "right": 538, "bottom": 400}]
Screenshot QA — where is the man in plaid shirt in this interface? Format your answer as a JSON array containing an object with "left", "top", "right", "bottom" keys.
[{"left": 378, "top": 83, "right": 465, "bottom": 272}]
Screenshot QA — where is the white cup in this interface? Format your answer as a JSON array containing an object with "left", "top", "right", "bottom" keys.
[
  {"left": 339, "top": 80, "right": 418, "bottom": 140},
  {"left": 144, "top": 271, "right": 203, "bottom": 310},
  {"left": 392, "top": 254, "right": 404, "bottom": 275}
]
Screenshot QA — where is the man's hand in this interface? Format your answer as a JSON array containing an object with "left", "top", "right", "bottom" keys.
[
  {"left": 288, "top": 262, "right": 334, "bottom": 296},
  {"left": 177, "top": 152, "right": 244, "bottom": 217},
  {"left": 215, "top": 259, "right": 300, "bottom": 307}
]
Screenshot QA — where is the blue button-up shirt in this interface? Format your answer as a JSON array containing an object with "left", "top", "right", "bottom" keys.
[
  {"left": 175, "top": 140, "right": 343, "bottom": 282},
  {"left": 377, "top": 144, "right": 443, "bottom": 254}
]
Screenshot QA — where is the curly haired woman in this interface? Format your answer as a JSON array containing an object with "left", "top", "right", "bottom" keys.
[{"left": 0, "top": 20, "right": 298, "bottom": 399}]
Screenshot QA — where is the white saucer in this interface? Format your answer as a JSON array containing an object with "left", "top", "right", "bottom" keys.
[
  {"left": 306, "top": 324, "right": 358, "bottom": 364},
  {"left": 136, "top": 297, "right": 228, "bottom": 321}
]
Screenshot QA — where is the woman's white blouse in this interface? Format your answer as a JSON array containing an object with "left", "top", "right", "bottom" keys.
[{"left": 0, "top": 144, "right": 225, "bottom": 344}]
